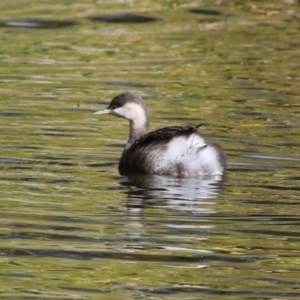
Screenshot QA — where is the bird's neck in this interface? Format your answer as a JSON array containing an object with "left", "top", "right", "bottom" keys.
[{"left": 125, "top": 119, "right": 149, "bottom": 150}]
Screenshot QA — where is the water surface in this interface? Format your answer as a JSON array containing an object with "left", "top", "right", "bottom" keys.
[{"left": 0, "top": 0, "right": 300, "bottom": 299}]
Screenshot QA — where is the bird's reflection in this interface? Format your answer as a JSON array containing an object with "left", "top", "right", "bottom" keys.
[{"left": 120, "top": 175, "right": 225, "bottom": 213}]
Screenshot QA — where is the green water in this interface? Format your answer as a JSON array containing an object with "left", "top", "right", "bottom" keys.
[{"left": 0, "top": 0, "right": 300, "bottom": 299}]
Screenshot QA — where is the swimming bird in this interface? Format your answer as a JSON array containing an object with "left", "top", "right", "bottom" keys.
[{"left": 94, "top": 92, "right": 226, "bottom": 177}]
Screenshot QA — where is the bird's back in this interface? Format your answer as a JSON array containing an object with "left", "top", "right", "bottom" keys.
[{"left": 119, "top": 125, "right": 226, "bottom": 177}]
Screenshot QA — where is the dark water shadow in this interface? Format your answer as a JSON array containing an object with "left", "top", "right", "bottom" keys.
[
  {"left": 0, "top": 247, "right": 263, "bottom": 263},
  {"left": 122, "top": 286, "right": 300, "bottom": 298},
  {"left": 0, "top": 111, "right": 37, "bottom": 117},
  {"left": 88, "top": 13, "right": 160, "bottom": 23},
  {"left": 186, "top": 8, "right": 235, "bottom": 17},
  {"left": 104, "top": 81, "right": 155, "bottom": 88},
  {"left": 0, "top": 157, "right": 35, "bottom": 164},
  {"left": 0, "top": 19, "right": 78, "bottom": 29},
  {"left": 120, "top": 174, "right": 225, "bottom": 213}
]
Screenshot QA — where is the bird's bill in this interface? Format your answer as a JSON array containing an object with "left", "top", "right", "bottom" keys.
[{"left": 93, "top": 109, "right": 111, "bottom": 115}]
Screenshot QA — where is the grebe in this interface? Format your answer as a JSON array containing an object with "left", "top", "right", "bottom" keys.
[{"left": 94, "top": 92, "right": 226, "bottom": 177}]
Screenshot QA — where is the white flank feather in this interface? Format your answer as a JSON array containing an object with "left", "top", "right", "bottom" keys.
[{"left": 151, "top": 133, "right": 223, "bottom": 176}]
